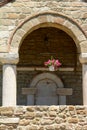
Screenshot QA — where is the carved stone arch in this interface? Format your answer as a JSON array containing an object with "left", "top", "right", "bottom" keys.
[
  {"left": 30, "top": 72, "right": 64, "bottom": 88},
  {"left": 27, "top": 72, "right": 66, "bottom": 105},
  {"left": 9, "top": 11, "right": 87, "bottom": 55},
  {"left": 0, "top": 11, "right": 87, "bottom": 64}
]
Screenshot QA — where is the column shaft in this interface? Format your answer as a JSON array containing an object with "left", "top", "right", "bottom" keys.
[
  {"left": 2, "top": 64, "right": 17, "bottom": 106},
  {"left": 82, "top": 64, "right": 87, "bottom": 105}
]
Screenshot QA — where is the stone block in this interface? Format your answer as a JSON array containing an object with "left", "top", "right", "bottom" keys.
[
  {"left": 0, "top": 107, "right": 14, "bottom": 116},
  {"left": 27, "top": 107, "right": 35, "bottom": 112},
  {"left": 68, "top": 117, "right": 78, "bottom": 123},
  {"left": 0, "top": 118, "right": 19, "bottom": 124},
  {"left": 69, "top": 106, "right": 75, "bottom": 111},
  {"left": 24, "top": 112, "right": 36, "bottom": 119},
  {"left": 80, "top": 41, "right": 87, "bottom": 53},
  {"left": 19, "top": 119, "right": 30, "bottom": 126}
]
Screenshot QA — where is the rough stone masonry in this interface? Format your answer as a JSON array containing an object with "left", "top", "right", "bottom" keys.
[{"left": 0, "top": 106, "right": 87, "bottom": 130}]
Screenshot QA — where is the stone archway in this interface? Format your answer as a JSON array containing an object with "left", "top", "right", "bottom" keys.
[
  {"left": 27, "top": 72, "right": 66, "bottom": 105},
  {"left": 1, "top": 12, "right": 87, "bottom": 106},
  {"left": 1, "top": 12, "right": 87, "bottom": 63},
  {"left": 9, "top": 12, "right": 87, "bottom": 55}
]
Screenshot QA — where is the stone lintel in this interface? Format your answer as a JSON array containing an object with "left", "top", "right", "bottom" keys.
[
  {"left": 0, "top": 53, "right": 19, "bottom": 65},
  {"left": 79, "top": 53, "right": 87, "bottom": 64},
  {"left": 57, "top": 88, "right": 73, "bottom": 96},
  {"left": 22, "top": 88, "right": 37, "bottom": 95}
]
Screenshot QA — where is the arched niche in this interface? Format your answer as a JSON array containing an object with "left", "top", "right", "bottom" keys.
[{"left": 27, "top": 72, "right": 66, "bottom": 105}]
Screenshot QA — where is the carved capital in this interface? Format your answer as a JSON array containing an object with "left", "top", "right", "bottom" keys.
[
  {"left": 0, "top": 53, "right": 19, "bottom": 65},
  {"left": 79, "top": 53, "right": 87, "bottom": 64}
]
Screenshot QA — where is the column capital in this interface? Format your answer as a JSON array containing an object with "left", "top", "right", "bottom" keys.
[
  {"left": 79, "top": 53, "right": 87, "bottom": 64},
  {"left": 0, "top": 53, "right": 19, "bottom": 65}
]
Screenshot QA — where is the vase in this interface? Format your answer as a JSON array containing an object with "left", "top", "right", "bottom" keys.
[{"left": 49, "top": 65, "right": 55, "bottom": 71}]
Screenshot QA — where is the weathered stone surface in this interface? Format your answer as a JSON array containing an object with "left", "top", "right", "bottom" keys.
[
  {"left": 76, "top": 110, "right": 87, "bottom": 115},
  {"left": 45, "top": 125, "right": 55, "bottom": 130},
  {"left": 14, "top": 107, "right": 24, "bottom": 116},
  {"left": 0, "top": 106, "right": 87, "bottom": 129},
  {"left": 32, "top": 118, "right": 40, "bottom": 125},
  {"left": 24, "top": 112, "right": 36, "bottom": 119},
  {"left": 0, "top": 118, "right": 19, "bottom": 124},
  {"left": 0, "top": 53, "right": 19, "bottom": 64},
  {"left": 41, "top": 118, "right": 54, "bottom": 125},
  {"left": 83, "top": 125, "right": 87, "bottom": 130},
  {"left": 0, "top": 1, "right": 87, "bottom": 130},
  {"left": 35, "top": 112, "right": 43, "bottom": 117},
  {"left": 36, "top": 106, "right": 48, "bottom": 111},
  {"left": 49, "top": 111, "right": 57, "bottom": 117},
  {"left": 55, "top": 117, "right": 66, "bottom": 124},
  {"left": 48, "top": 106, "right": 59, "bottom": 111},
  {"left": 0, "top": 124, "right": 7, "bottom": 130},
  {"left": 0, "top": 107, "right": 14, "bottom": 116},
  {"left": 19, "top": 119, "right": 30, "bottom": 126},
  {"left": 68, "top": 117, "right": 78, "bottom": 123},
  {"left": 0, "top": 0, "right": 86, "bottom": 110},
  {"left": 69, "top": 106, "right": 75, "bottom": 111},
  {"left": 28, "top": 125, "right": 38, "bottom": 130},
  {"left": 27, "top": 107, "right": 35, "bottom": 112}
]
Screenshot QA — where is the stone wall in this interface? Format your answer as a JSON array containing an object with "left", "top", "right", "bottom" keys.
[
  {"left": 17, "top": 71, "right": 82, "bottom": 105},
  {"left": 0, "top": 0, "right": 85, "bottom": 106},
  {"left": 0, "top": 68, "right": 82, "bottom": 106},
  {"left": 0, "top": 71, "right": 2, "bottom": 106},
  {"left": 0, "top": 106, "right": 87, "bottom": 130},
  {"left": 0, "top": 0, "right": 87, "bottom": 52}
]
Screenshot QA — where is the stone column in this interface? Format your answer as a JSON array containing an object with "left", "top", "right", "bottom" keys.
[
  {"left": 2, "top": 64, "right": 17, "bottom": 106},
  {"left": 79, "top": 53, "right": 87, "bottom": 105},
  {"left": 82, "top": 64, "right": 87, "bottom": 105},
  {"left": 0, "top": 53, "right": 19, "bottom": 106}
]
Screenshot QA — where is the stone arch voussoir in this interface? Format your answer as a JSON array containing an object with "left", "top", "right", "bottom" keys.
[
  {"left": 30, "top": 72, "right": 64, "bottom": 88},
  {"left": 9, "top": 12, "right": 87, "bottom": 54}
]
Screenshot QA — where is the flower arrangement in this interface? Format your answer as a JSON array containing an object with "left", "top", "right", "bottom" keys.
[{"left": 44, "top": 56, "right": 61, "bottom": 71}]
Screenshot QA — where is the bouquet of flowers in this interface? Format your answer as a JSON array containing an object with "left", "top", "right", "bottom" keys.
[{"left": 44, "top": 56, "right": 61, "bottom": 71}]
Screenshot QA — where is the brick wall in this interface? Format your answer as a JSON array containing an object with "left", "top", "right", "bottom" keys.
[
  {"left": 0, "top": 68, "right": 82, "bottom": 106},
  {"left": 17, "top": 70, "right": 82, "bottom": 106},
  {"left": 0, "top": 106, "right": 87, "bottom": 130},
  {"left": 19, "top": 27, "right": 77, "bottom": 68}
]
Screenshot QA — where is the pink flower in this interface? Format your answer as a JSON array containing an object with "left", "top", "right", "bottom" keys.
[
  {"left": 44, "top": 57, "right": 61, "bottom": 69},
  {"left": 52, "top": 59, "right": 55, "bottom": 65},
  {"left": 44, "top": 60, "right": 51, "bottom": 66},
  {"left": 55, "top": 60, "right": 61, "bottom": 66}
]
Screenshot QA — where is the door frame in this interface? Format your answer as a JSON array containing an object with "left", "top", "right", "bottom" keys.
[{"left": 27, "top": 72, "right": 66, "bottom": 105}]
